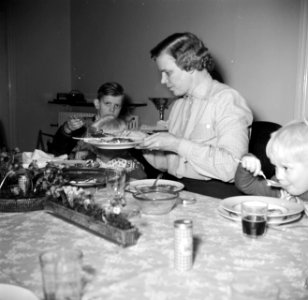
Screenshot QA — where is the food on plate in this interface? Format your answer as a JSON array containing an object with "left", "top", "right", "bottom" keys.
[{"left": 90, "top": 130, "right": 148, "bottom": 142}]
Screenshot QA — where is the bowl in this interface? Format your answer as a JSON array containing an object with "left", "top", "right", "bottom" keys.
[
  {"left": 135, "top": 185, "right": 176, "bottom": 193},
  {"left": 133, "top": 190, "right": 179, "bottom": 215},
  {"left": 126, "top": 179, "right": 184, "bottom": 193}
]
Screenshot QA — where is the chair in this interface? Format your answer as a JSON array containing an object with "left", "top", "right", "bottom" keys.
[
  {"left": 36, "top": 130, "right": 54, "bottom": 153},
  {"left": 248, "top": 121, "right": 281, "bottom": 179},
  {"left": 127, "top": 115, "right": 139, "bottom": 130}
]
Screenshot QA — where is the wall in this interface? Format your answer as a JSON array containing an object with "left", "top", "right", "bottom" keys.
[
  {"left": 0, "top": 2, "right": 9, "bottom": 148},
  {"left": 6, "top": 0, "right": 71, "bottom": 150},
  {"left": 71, "top": 0, "right": 301, "bottom": 126},
  {"left": 2, "top": 0, "right": 303, "bottom": 150}
]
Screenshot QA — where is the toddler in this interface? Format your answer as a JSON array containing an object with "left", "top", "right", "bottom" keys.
[{"left": 235, "top": 120, "right": 308, "bottom": 204}]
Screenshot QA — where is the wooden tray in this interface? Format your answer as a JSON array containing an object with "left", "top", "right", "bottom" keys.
[{"left": 44, "top": 201, "right": 139, "bottom": 247}]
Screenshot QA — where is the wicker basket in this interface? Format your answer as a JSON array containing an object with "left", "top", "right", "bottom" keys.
[{"left": 0, "top": 196, "right": 46, "bottom": 212}]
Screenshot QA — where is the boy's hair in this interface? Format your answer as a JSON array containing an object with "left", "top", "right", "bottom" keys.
[
  {"left": 97, "top": 82, "right": 124, "bottom": 99},
  {"left": 92, "top": 116, "right": 127, "bottom": 134},
  {"left": 266, "top": 120, "right": 308, "bottom": 163}
]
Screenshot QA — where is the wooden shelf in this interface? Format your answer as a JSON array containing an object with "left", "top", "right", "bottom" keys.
[{"left": 48, "top": 100, "right": 147, "bottom": 108}]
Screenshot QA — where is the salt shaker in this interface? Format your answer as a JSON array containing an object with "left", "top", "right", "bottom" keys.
[{"left": 174, "top": 219, "right": 193, "bottom": 271}]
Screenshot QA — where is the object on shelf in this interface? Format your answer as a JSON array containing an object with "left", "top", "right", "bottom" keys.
[
  {"left": 149, "top": 98, "right": 175, "bottom": 120},
  {"left": 67, "top": 90, "right": 86, "bottom": 103},
  {"left": 49, "top": 100, "right": 147, "bottom": 108}
]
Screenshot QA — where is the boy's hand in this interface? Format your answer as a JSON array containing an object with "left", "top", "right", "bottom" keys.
[
  {"left": 64, "top": 117, "right": 84, "bottom": 134},
  {"left": 240, "top": 154, "right": 262, "bottom": 177}
]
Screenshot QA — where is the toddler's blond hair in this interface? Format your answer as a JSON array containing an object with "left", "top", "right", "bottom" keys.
[{"left": 266, "top": 120, "right": 308, "bottom": 163}]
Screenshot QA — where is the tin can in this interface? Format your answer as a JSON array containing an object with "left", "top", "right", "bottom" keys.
[
  {"left": 18, "top": 175, "right": 30, "bottom": 195},
  {"left": 174, "top": 219, "right": 193, "bottom": 271}
]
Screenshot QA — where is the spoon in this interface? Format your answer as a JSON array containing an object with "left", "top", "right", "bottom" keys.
[
  {"left": 0, "top": 171, "right": 13, "bottom": 190},
  {"left": 152, "top": 173, "right": 163, "bottom": 187},
  {"left": 258, "top": 171, "right": 281, "bottom": 188},
  {"left": 232, "top": 156, "right": 281, "bottom": 188}
]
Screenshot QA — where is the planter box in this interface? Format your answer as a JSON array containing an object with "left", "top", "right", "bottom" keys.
[
  {"left": 0, "top": 196, "right": 45, "bottom": 212},
  {"left": 45, "top": 201, "right": 139, "bottom": 247}
]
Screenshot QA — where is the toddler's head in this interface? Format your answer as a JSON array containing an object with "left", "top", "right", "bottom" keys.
[{"left": 266, "top": 120, "right": 308, "bottom": 196}]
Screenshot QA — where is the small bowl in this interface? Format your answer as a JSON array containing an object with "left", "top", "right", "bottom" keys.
[{"left": 133, "top": 190, "right": 179, "bottom": 215}]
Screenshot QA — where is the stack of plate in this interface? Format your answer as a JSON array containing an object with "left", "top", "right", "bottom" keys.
[{"left": 218, "top": 196, "right": 304, "bottom": 225}]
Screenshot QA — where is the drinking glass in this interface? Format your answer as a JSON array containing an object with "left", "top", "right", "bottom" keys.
[
  {"left": 105, "top": 168, "right": 126, "bottom": 206},
  {"left": 39, "top": 249, "right": 83, "bottom": 300},
  {"left": 241, "top": 201, "right": 268, "bottom": 238}
]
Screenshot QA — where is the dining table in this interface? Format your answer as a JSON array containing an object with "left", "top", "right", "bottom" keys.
[{"left": 0, "top": 189, "right": 308, "bottom": 300}]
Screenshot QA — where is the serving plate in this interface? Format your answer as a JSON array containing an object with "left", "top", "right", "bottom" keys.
[
  {"left": 0, "top": 284, "right": 39, "bottom": 300},
  {"left": 62, "top": 167, "right": 106, "bottom": 186},
  {"left": 221, "top": 196, "right": 304, "bottom": 218},
  {"left": 69, "top": 179, "right": 104, "bottom": 187},
  {"left": 74, "top": 136, "right": 142, "bottom": 150},
  {"left": 217, "top": 205, "right": 303, "bottom": 225},
  {"left": 126, "top": 179, "right": 184, "bottom": 193}
]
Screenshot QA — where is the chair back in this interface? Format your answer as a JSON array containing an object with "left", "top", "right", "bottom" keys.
[
  {"left": 127, "top": 115, "right": 139, "bottom": 130},
  {"left": 248, "top": 121, "right": 281, "bottom": 179},
  {"left": 36, "top": 130, "right": 54, "bottom": 153}
]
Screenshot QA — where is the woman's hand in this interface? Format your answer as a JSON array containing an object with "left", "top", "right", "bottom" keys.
[
  {"left": 141, "top": 132, "right": 180, "bottom": 153},
  {"left": 240, "top": 154, "right": 262, "bottom": 177}
]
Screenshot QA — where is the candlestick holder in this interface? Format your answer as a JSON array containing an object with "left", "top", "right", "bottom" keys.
[{"left": 149, "top": 97, "right": 175, "bottom": 120}]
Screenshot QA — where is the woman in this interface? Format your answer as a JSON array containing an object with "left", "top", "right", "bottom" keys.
[{"left": 141, "top": 32, "right": 253, "bottom": 198}]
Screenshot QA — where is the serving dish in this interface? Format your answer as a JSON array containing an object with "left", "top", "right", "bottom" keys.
[
  {"left": 126, "top": 179, "right": 184, "bottom": 193},
  {"left": 62, "top": 167, "right": 106, "bottom": 186},
  {"left": 133, "top": 190, "right": 179, "bottom": 215},
  {"left": 74, "top": 136, "right": 142, "bottom": 150}
]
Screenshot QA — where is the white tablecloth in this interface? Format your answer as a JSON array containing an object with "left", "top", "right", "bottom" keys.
[{"left": 0, "top": 191, "right": 308, "bottom": 300}]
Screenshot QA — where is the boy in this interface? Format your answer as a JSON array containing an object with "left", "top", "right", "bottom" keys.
[{"left": 235, "top": 120, "right": 308, "bottom": 204}]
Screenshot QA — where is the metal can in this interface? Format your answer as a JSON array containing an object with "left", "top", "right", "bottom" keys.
[
  {"left": 18, "top": 175, "right": 30, "bottom": 195},
  {"left": 174, "top": 219, "right": 193, "bottom": 271}
]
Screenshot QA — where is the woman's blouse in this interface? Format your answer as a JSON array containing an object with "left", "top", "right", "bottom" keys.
[{"left": 144, "top": 77, "right": 253, "bottom": 182}]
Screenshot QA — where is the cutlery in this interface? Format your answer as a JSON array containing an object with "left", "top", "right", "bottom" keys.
[
  {"left": 231, "top": 155, "right": 281, "bottom": 188},
  {"left": 257, "top": 170, "right": 281, "bottom": 188},
  {"left": 0, "top": 171, "right": 13, "bottom": 190},
  {"left": 152, "top": 173, "right": 163, "bottom": 187}
]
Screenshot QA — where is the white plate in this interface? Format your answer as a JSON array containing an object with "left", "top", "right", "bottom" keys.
[
  {"left": 126, "top": 179, "right": 184, "bottom": 193},
  {"left": 69, "top": 179, "right": 105, "bottom": 187},
  {"left": 0, "top": 284, "right": 39, "bottom": 300},
  {"left": 217, "top": 205, "right": 303, "bottom": 225},
  {"left": 84, "top": 138, "right": 140, "bottom": 150},
  {"left": 221, "top": 196, "right": 304, "bottom": 218}
]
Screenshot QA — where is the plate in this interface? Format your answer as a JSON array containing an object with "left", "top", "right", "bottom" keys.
[
  {"left": 0, "top": 284, "right": 39, "bottom": 300},
  {"left": 69, "top": 179, "right": 105, "bottom": 187},
  {"left": 63, "top": 167, "right": 106, "bottom": 186},
  {"left": 126, "top": 179, "right": 184, "bottom": 193},
  {"left": 217, "top": 205, "right": 303, "bottom": 225},
  {"left": 221, "top": 196, "right": 304, "bottom": 218},
  {"left": 83, "top": 138, "right": 140, "bottom": 150}
]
